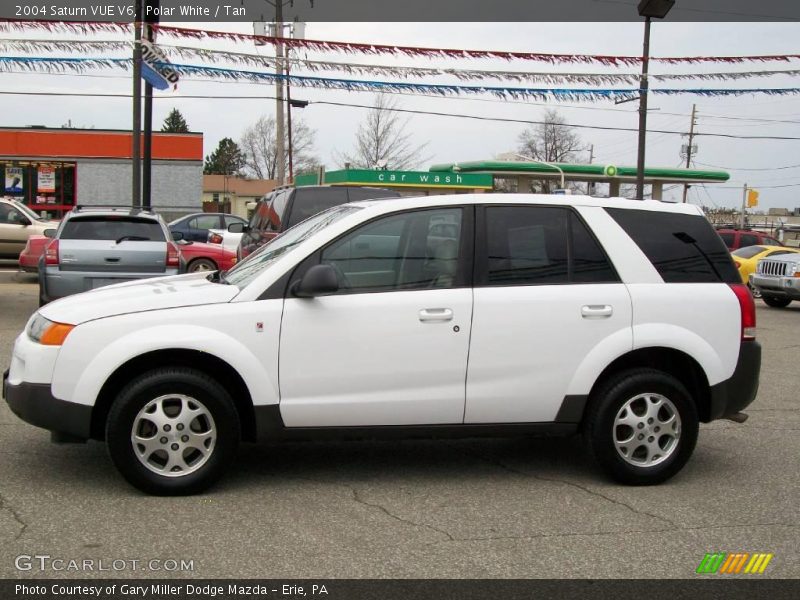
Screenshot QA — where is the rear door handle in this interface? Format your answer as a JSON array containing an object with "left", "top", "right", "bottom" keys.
[
  {"left": 581, "top": 305, "right": 613, "bottom": 318},
  {"left": 419, "top": 308, "right": 454, "bottom": 322}
]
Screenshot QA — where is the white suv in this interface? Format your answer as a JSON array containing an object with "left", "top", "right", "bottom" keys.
[{"left": 3, "top": 195, "right": 761, "bottom": 495}]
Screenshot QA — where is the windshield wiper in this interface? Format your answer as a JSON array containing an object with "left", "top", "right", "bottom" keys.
[{"left": 115, "top": 235, "right": 150, "bottom": 244}]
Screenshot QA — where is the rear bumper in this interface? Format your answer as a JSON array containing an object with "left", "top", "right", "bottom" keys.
[
  {"left": 3, "top": 369, "right": 91, "bottom": 439},
  {"left": 708, "top": 341, "right": 761, "bottom": 421}
]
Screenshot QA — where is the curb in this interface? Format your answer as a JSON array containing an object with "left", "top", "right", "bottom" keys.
[{"left": 0, "top": 270, "right": 38, "bottom": 284}]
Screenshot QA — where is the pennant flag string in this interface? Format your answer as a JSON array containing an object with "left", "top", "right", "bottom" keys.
[
  {"left": 1, "top": 19, "right": 799, "bottom": 66},
  {"left": 2, "top": 55, "right": 800, "bottom": 102},
  {"left": 1, "top": 39, "right": 799, "bottom": 86}
]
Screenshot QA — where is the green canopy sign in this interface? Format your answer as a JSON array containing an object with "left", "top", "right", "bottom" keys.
[{"left": 296, "top": 169, "right": 494, "bottom": 189}]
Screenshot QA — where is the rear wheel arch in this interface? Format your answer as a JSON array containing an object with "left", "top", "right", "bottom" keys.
[
  {"left": 90, "top": 349, "right": 256, "bottom": 442},
  {"left": 582, "top": 347, "right": 713, "bottom": 425}
]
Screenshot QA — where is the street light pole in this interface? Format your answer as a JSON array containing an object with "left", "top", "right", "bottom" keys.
[
  {"left": 512, "top": 154, "right": 565, "bottom": 189},
  {"left": 635, "top": 0, "right": 674, "bottom": 201}
]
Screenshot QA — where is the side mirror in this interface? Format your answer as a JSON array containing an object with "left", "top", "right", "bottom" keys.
[
  {"left": 43, "top": 228, "right": 56, "bottom": 239},
  {"left": 171, "top": 231, "right": 185, "bottom": 241},
  {"left": 292, "top": 264, "right": 339, "bottom": 298},
  {"left": 228, "top": 222, "right": 246, "bottom": 233}
]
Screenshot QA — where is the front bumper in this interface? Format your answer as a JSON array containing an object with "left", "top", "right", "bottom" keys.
[
  {"left": 3, "top": 369, "right": 92, "bottom": 439},
  {"left": 707, "top": 341, "right": 761, "bottom": 421},
  {"left": 750, "top": 273, "right": 800, "bottom": 299}
]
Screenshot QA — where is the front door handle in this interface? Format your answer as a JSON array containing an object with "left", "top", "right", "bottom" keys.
[
  {"left": 581, "top": 305, "right": 613, "bottom": 318},
  {"left": 419, "top": 308, "right": 454, "bottom": 322}
]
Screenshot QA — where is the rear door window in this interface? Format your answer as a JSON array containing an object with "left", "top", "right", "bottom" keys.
[
  {"left": 718, "top": 232, "right": 734, "bottom": 248},
  {"left": 607, "top": 208, "right": 739, "bottom": 283},
  {"left": 739, "top": 233, "right": 759, "bottom": 247},
  {"left": 188, "top": 215, "right": 221, "bottom": 231},
  {"left": 60, "top": 217, "right": 166, "bottom": 241},
  {"left": 267, "top": 190, "right": 291, "bottom": 231},
  {"left": 480, "top": 206, "right": 618, "bottom": 286}
]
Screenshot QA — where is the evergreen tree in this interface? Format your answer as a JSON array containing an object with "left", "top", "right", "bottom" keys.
[
  {"left": 203, "top": 138, "right": 246, "bottom": 176},
  {"left": 161, "top": 108, "right": 190, "bottom": 133}
]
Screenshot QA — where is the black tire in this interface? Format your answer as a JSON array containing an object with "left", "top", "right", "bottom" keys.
[
  {"left": 584, "top": 368, "right": 699, "bottom": 486},
  {"left": 762, "top": 295, "right": 791, "bottom": 308},
  {"left": 105, "top": 367, "right": 240, "bottom": 495},
  {"left": 187, "top": 258, "right": 217, "bottom": 273}
]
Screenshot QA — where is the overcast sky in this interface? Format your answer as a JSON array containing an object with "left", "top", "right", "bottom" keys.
[{"left": 3, "top": 21, "right": 800, "bottom": 211}]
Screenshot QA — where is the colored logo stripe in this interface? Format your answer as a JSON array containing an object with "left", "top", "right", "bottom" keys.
[{"left": 696, "top": 552, "right": 773, "bottom": 574}]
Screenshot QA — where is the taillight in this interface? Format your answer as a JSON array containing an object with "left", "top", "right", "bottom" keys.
[
  {"left": 44, "top": 240, "right": 59, "bottom": 266},
  {"left": 166, "top": 242, "right": 180, "bottom": 268},
  {"left": 208, "top": 233, "right": 224, "bottom": 244},
  {"left": 729, "top": 283, "right": 756, "bottom": 341}
]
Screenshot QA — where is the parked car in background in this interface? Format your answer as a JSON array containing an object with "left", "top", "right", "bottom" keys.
[
  {"left": 731, "top": 245, "right": 800, "bottom": 298},
  {"left": 168, "top": 212, "right": 248, "bottom": 243},
  {"left": 230, "top": 186, "right": 401, "bottom": 259},
  {"left": 716, "top": 227, "right": 782, "bottom": 251},
  {"left": 4, "top": 194, "right": 760, "bottom": 495},
  {"left": 750, "top": 252, "right": 800, "bottom": 308},
  {"left": 177, "top": 240, "right": 237, "bottom": 273},
  {"left": 207, "top": 228, "right": 243, "bottom": 253},
  {"left": 39, "top": 207, "right": 180, "bottom": 305},
  {"left": 0, "top": 198, "right": 59, "bottom": 258},
  {"left": 18, "top": 232, "right": 56, "bottom": 272}
]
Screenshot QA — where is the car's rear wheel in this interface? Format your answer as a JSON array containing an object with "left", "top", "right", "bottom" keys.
[
  {"left": 584, "top": 368, "right": 698, "bottom": 485},
  {"left": 186, "top": 258, "right": 217, "bottom": 273},
  {"left": 106, "top": 368, "right": 240, "bottom": 495},
  {"left": 762, "top": 295, "right": 791, "bottom": 308}
]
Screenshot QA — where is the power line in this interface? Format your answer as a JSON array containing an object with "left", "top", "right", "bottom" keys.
[
  {"left": 4, "top": 88, "right": 800, "bottom": 142},
  {"left": 696, "top": 161, "right": 800, "bottom": 171}
]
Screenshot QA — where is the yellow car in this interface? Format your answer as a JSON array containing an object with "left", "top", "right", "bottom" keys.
[{"left": 732, "top": 244, "right": 800, "bottom": 297}]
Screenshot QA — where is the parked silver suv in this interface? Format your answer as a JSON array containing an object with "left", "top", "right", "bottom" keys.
[
  {"left": 39, "top": 206, "right": 180, "bottom": 305},
  {"left": 750, "top": 252, "right": 800, "bottom": 308}
]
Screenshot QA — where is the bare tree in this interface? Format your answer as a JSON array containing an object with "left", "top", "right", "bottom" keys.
[
  {"left": 240, "top": 115, "right": 319, "bottom": 180},
  {"left": 517, "top": 109, "right": 585, "bottom": 192},
  {"left": 337, "top": 94, "right": 430, "bottom": 171}
]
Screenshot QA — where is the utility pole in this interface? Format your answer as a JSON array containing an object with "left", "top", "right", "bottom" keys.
[
  {"left": 587, "top": 144, "right": 594, "bottom": 195},
  {"left": 142, "top": 0, "right": 159, "bottom": 211},
  {"left": 740, "top": 183, "right": 748, "bottom": 229},
  {"left": 681, "top": 103, "right": 697, "bottom": 204},
  {"left": 274, "top": 2, "right": 285, "bottom": 187},
  {"left": 131, "top": 0, "right": 143, "bottom": 209},
  {"left": 635, "top": 16, "right": 652, "bottom": 200}
]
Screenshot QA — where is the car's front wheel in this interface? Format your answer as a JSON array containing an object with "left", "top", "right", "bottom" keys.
[
  {"left": 762, "top": 295, "right": 792, "bottom": 308},
  {"left": 106, "top": 368, "right": 240, "bottom": 495},
  {"left": 584, "top": 368, "right": 698, "bottom": 485}
]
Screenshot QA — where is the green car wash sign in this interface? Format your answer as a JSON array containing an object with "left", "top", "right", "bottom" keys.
[{"left": 297, "top": 169, "right": 494, "bottom": 189}]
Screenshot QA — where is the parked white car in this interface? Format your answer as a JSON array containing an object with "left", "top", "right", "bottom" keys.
[{"left": 3, "top": 194, "right": 761, "bottom": 495}]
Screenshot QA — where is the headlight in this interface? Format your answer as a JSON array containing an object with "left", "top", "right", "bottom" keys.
[
  {"left": 27, "top": 313, "right": 75, "bottom": 346},
  {"left": 790, "top": 263, "right": 800, "bottom": 277}
]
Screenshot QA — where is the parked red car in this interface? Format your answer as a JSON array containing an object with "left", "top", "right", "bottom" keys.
[
  {"left": 716, "top": 228, "right": 782, "bottom": 251},
  {"left": 18, "top": 234, "right": 51, "bottom": 272},
  {"left": 177, "top": 240, "right": 237, "bottom": 273}
]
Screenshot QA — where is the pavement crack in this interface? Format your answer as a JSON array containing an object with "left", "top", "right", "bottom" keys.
[
  {"left": 294, "top": 476, "right": 455, "bottom": 542},
  {"left": 449, "top": 444, "right": 678, "bottom": 530},
  {"left": 0, "top": 488, "right": 27, "bottom": 541}
]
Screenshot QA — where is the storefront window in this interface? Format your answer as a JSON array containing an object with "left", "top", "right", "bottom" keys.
[{"left": 2, "top": 160, "right": 76, "bottom": 217}]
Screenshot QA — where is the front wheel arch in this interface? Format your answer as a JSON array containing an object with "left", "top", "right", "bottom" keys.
[{"left": 91, "top": 349, "right": 256, "bottom": 443}]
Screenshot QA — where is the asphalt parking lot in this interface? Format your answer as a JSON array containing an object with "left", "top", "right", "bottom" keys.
[{"left": 0, "top": 273, "right": 797, "bottom": 579}]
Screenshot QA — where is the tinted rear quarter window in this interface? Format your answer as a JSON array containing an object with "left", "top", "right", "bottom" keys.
[
  {"left": 607, "top": 208, "right": 739, "bottom": 283},
  {"left": 288, "top": 188, "right": 349, "bottom": 228},
  {"left": 718, "top": 232, "right": 734, "bottom": 248},
  {"left": 739, "top": 233, "right": 759, "bottom": 247},
  {"left": 60, "top": 217, "right": 165, "bottom": 241}
]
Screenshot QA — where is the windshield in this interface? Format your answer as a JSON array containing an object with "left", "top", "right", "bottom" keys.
[
  {"left": 731, "top": 245, "right": 765, "bottom": 259},
  {"left": 224, "top": 204, "right": 363, "bottom": 288},
  {"left": 10, "top": 200, "right": 44, "bottom": 222}
]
